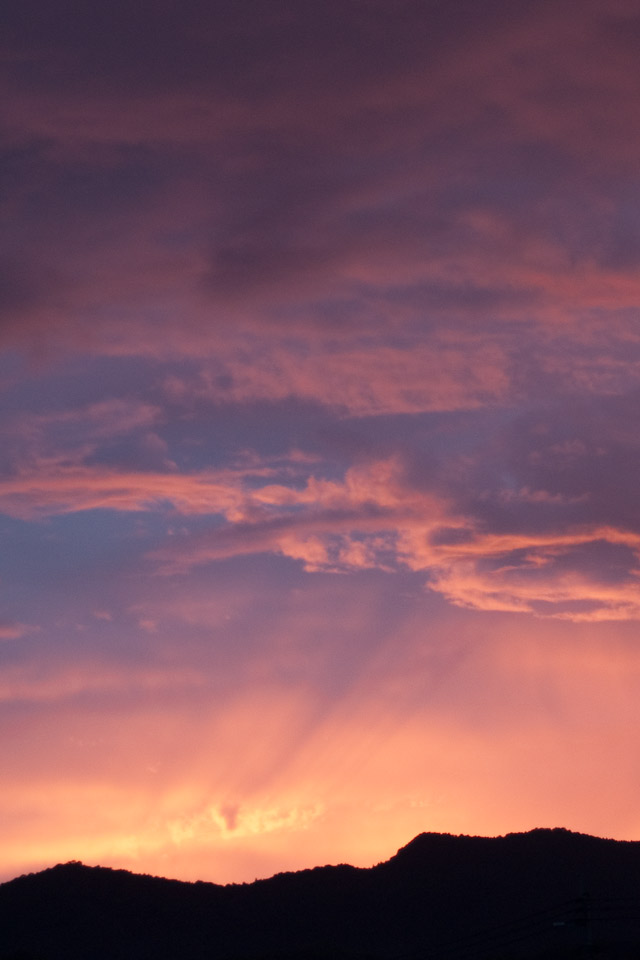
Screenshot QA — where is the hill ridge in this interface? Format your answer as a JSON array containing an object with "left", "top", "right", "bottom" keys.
[
  {"left": 6, "top": 826, "right": 622, "bottom": 889},
  {"left": 3, "top": 828, "right": 640, "bottom": 959}
]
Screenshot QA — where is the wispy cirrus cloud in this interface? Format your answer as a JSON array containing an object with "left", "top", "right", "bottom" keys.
[{"left": 0, "top": 463, "right": 285, "bottom": 520}]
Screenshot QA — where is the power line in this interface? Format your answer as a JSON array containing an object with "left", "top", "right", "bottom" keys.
[{"left": 389, "top": 892, "right": 640, "bottom": 960}]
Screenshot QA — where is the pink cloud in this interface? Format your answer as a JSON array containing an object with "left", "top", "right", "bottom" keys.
[
  {"left": 162, "top": 338, "right": 510, "bottom": 416},
  {"left": 0, "top": 622, "right": 33, "bottom": 641},
  {"left": 6, "top": 441, "right": 640, "bottom": 622},
  {"left": 4, "top": 0, "right": 640, "bottom": 401},
  {"left": 0, "top": 452, "right": 314, "bottom": 519},
  {"left": 0, "top": 466, "right": 245, "bottom": 519},
  {"left": 0, "top": 659, "right": 204, "bottom": 705},
  {"left": 146, "top": 460, "right": 640, "bottom": 621}
]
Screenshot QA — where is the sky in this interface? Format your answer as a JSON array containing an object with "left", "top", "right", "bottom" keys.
[{"left": 3, "top": 0, "right": 640, "bottom": 885}]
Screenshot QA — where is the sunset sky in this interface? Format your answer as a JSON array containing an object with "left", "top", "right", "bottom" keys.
[{"left": 4, "top": 0, "right": 640, "bottom": 885}]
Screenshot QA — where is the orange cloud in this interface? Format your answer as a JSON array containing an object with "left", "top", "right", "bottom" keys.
[{"left": 404, "top": 526, "right": 640, "bottom": 621}]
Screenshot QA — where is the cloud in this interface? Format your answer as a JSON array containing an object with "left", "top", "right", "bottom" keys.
[
  {"left": 162, "top": 337, "right": 510, "bottom": 416},
  {"left": 0, "top": 466, "right": 244, "bottom": 519},
  {"left": 419, "top": 530, "right": 640, "bottom": 621},
  {"left": 0, "top": 450, "right": 315, "bottom": 519},
  {"left": 145, "top": 453, "right": 640, "bottom": 621},
  {"left": 4, "top": 0, "right": 640, "bottom": 383},
  {"left": 0, "top": 621, "right": 33, "bottom": 641},
  {"left": 0, "top": 659, "right": 204, "bottom": 705},
  {"left": 5, "top": 436, "right": 640, "bottom": 621},
  {"left": 167, "top": 800, "right": 324, "bottom": 846},
  {"left": 1, "top": 398, "right": 163, "bottom": 472}
]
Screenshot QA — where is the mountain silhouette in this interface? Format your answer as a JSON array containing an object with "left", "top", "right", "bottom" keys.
[{"left": 2, "top": 828, "right": 640, "bottom": 959}]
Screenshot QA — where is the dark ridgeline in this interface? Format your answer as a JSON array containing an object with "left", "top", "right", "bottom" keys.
[{"left": 2, "top": 828, "right": 640, "bottom": 959}]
